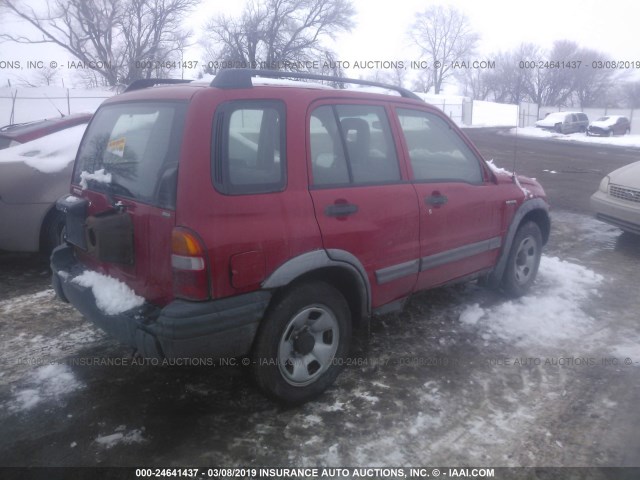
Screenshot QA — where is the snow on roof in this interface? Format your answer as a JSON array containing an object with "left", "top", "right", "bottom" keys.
[{"left": 0, "top": 124, "right": 87, "bottom": 173}]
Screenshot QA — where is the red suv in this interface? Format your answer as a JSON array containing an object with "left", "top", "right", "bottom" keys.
[{"left": 52, "top": 70, "right": 550, "bottom": 403}]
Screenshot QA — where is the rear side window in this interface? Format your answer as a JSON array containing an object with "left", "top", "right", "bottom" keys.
[
  {"left": 73, "top": 102, "right": 187, "bottom": 209},
  {"left": 212, "top": 101, "right": 286, "bottom": 195},
  {"left": 310, "top": 104, "right": 400, "bottom": 186},
  {"left": 397, "top": 108, "right": 483, "bottom": 184}
]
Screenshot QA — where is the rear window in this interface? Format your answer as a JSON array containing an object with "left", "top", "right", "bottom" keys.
[{"left": 73, "top": 102, "right": 187, "bottom": 209}]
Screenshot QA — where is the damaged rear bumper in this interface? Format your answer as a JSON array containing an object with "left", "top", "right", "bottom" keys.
[{"left": 51, "top": 245, "right": 271, "bottom": 359}]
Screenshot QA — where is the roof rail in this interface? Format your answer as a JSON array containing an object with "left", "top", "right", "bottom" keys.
[
  {"left": 124, "top": 78, "right": 193, "bottom": 93},
  {"left": 210, "top": 69, "right": 424, "bottom": 102}
]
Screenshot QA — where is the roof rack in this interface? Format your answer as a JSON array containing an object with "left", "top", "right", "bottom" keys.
[
  {"left": 209, "top": 69, "right": 424, "bottom": 102},
  {"left": 124, "top": 78, "right": 193, "bottom": 93}
]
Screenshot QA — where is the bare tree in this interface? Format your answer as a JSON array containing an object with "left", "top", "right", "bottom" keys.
[
  {"left": 409, "top": 5, "right": 479, "bottom": 94},
  {"left": 411, "top": 69, "right": 434, "bottom": 94},
  {"left": 572, "top": 48, "right": 614, "bottom": 107},
  {"left": 203, "top": 0, "right": 355, "bottom": 72},
  {"left": 486, "top": 45, "right": 538, "bottom": 104},
  {"left": 0, "top": 0, "right": 200, "bottom": 86},
  {"left": 456, "top": 67, "right": 491, "bottom": 100},
  {"left": 36, "top": 66, "right": 61, "bottom": 86},
  {"left": 623, "top": 81, "right": 640, "bottom": 108}
]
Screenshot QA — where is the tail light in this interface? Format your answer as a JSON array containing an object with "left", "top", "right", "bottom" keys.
[{"left": 171, "top": 227, "right": 210, "bottom": 301}]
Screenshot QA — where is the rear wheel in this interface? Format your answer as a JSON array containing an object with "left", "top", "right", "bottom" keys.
[
  {"left": 252, "top": 281, "right": 352, "bottom": 404},
  {"left": 501, "top": 221, "right": 543, "bottom": 297}
]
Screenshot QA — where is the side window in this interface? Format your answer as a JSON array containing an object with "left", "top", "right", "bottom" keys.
[
  {"left": 396, "top": 108, "right": 483, "bottom": 184},
  {"left": 309, "top": 104, "right": 401, "bottom": 186},
  {"left": 310, "top": 106, "right": 350, "bottom": 185},
  {"left": 213, "top": 101, "right": 285, "bottom": 195}
]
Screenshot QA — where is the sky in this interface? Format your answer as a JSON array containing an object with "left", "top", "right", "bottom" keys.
[{"left": 0, "top": 0, "right": 639, "bottom": 89}]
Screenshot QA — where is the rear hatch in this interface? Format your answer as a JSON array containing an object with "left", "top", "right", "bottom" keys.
[{"left": 68, "top": 100, "right": 188, "bottom": 306}]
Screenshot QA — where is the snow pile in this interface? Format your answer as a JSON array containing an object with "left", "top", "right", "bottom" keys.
[
  {"left": 95, "top": 426, "right": 147, "bottom": 449},
  {"left": 458, "top": 256, "right": 604, "bottom": 346},
  {"left": 79, "top": 168, "right": 112, "bottom": 189},
  {"left": 10, "top": 364, "right": 83, "bottom": 412},
  {"left": 71, "top": 271, "right": 144, "bottom": 315},
  {"left": 472, "top": 100, "right": 518, "bottom": 127},
  {"left": 0, "top": 124, "right": 86, "bottom": 173},
  {"left": 508, "top": 127, "right": 640, "bottom": 148}
]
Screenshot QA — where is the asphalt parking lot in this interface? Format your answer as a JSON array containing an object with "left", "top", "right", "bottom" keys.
[{"left": 1, "top": 128, "right": 639, "bottom": 470}]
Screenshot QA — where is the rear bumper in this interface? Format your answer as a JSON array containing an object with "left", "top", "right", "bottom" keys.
[{"left": 51, "top": 245, "right": 271, "bottom": 359}]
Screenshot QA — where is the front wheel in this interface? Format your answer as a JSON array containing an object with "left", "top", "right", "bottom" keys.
[
  {"left": 501, "top": 221, "right": 543, "bottom": 297},
  {"left": 252, "top": 281, "right": 352, "bottom": 404}
]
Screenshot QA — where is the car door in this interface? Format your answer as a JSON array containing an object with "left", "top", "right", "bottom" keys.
[
  {"left": 307, "top": 101, "right": 420, "bottom": 309},
  {"left": 393, "top": 107, "right": 509, "bottom": 290}
]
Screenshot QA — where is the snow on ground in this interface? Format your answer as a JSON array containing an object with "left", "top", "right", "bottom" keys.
[
  {"left": 507, "top": 126, "right": 640, "bottom": 148},
  {"left": 71, "top": 271, "right": 144, "bottom": 315},
  {"left": 459, "top": 256, "right": 603, "bottom": 347},
  {"left": 472, "top": 100, "right": 518, "bottom": 127},
  {"left": 8, "top": 363, "right": 83, "bottom": 412},
  {"left": 0, "top": 124, "right": 87, "bottom": 173},
  {"left": 95, "top": 426, "right": 147, "bottom": 449},
  {"left": 0, "top": 288, "right": 54, "bottom": 315}
]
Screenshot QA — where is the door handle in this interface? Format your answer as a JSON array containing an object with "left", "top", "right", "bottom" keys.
[
  {"left": 325, "top": 203, "right": 359, "bottom": 217},
  {"left": 425, "top": 194, "right": 448, "bottom": 207}
]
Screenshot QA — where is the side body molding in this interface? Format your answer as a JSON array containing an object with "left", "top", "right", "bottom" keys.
[
  {"left": 261, "top": 249, "right": 372, "bottom": 317},
  {"left": 488, "top": 197, "right": 550, "bottom": 287}
]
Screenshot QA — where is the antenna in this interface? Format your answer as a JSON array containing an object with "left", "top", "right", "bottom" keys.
[
  {"left": 43, "top": 93, "right": 64, "bottom": 117},
  {"left": 512, "top": 107, "right": 519, "bottom": 182}
]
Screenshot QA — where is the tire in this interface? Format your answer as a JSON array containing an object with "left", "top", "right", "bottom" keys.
[
  {"left": 501, "top": 221, "right": 543, "bottom": 297},
  {"left": 41, "top": 210, "right": 66, "bottom": 256},
  {"left": 252, "top": 281, "right": 352, "bottom": 404}
]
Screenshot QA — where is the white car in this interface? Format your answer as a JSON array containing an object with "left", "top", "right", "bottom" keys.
[{"left": 591, "top": 161, "right": 640, "bottom": 235}]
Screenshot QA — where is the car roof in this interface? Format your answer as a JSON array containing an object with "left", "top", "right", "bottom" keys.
[{"left": 103, "top": 69, "right": 428, "bottom": 107}]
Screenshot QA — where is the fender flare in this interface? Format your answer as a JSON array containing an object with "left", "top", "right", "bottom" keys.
[
  {"left": 488, "top": 198, "right": 550, "bottom": 287},
  {"left": 261, "top": 249, "right": 371, "bottom": 317}
]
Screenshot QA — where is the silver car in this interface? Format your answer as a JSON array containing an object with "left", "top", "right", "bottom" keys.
[
  {"left": 535, "top": 111, "right": 589, "bottom": 134},
  {"left": 0, "top": 118, "right": 90, "bottom": 253},
  {"left": 591, "top": 161, "right": 640, "bottom": 235}
]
